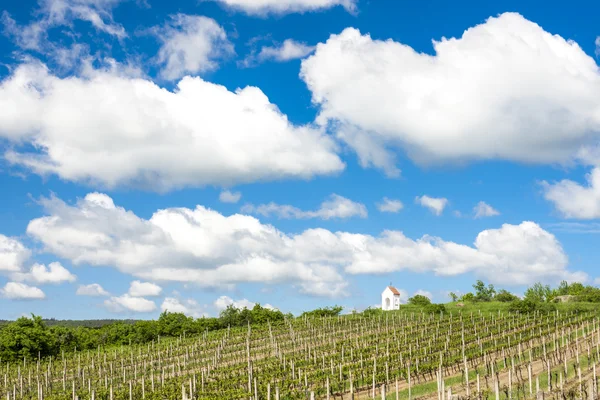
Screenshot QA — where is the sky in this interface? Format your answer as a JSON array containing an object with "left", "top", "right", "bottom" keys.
[{"left": 1, "top": 0, "right": 600, "bottom": 319}]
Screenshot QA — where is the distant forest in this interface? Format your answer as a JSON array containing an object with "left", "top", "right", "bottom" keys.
[{"left": 0, "top": 318, "right": 137, "bottom": 328}]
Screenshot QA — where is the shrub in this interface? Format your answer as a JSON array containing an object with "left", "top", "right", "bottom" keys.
[
  {"left": 424, "top": 304, "right": 446, "bottom": 314},
  {"left": 408, "top": 295, "right": 431, "bottom": 306},
  {"left": 495, "top": 289, "right": 519, "bottom": 303},
  {"left": 508, "top": 299, "right": 556, "bottom": 314}
]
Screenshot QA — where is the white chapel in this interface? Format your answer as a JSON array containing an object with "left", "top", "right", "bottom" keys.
[{"left": 381, "top": 285, "right": 401, "bottom": 311}]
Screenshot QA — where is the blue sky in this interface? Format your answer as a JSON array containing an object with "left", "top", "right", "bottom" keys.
[{"left": 1, "top": 0, "right": 600, "bottom": 319}]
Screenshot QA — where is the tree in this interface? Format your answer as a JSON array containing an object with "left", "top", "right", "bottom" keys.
[
  {"left": 449, "top": 292, "right": 459, "bottom": 302},
  {"left": 473, "top": 280, "right": 496, "bottom": 302},
  {"left": 495, "top": 289, "right": 518, "bottom": 303},
  {"left": 408, "top": 294, "right": 431, "bottom": 306},
  {"left": 524, "top": 282, "right": 552, "bottom": 303}
]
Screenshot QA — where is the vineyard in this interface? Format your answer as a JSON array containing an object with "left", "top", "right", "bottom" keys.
[{"left": 1, "top": 309, "right": 599, "bottom": 399}]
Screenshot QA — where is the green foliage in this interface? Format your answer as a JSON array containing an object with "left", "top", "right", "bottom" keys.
[
  {"left": 300, "top": 305, "right": 344, "bottom": 318},
  {"left": 524, "top": 282, "right": 552, "bottom": 303},
  {"left": 0, "top": 305, "right": 286, "bottom": 362},
  {"left": 424, "top": 303, "right": 446, "bottom": 314},
  {"left": 361, "top": 306, "right": 383, "bottom": 317},
  {"left": 549, "top": 280, "right": 600, "bottom": 303},
  {"left": 448, "top": 292, "right": 459, "bottom": 302},
  {"left": 508, "top": 299, "right": 556, "bottom": 314},
  {"left": 460, "top": 292, "right": 475, "bottom": 302},
  {"left": 494, "top": 289, "right": 519, "bottom": 303},
  {"left": 0, "top": 314, "right": 56, "bottom": 361},
  {"left": 407, "top": 294, "right": 431, "bottom": 306},
  {"left": 473, "top": 280, "right": 496, "bottom": 302}
]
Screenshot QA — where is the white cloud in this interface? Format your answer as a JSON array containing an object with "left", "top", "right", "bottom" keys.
[
  {"left": 242, "top": 194, "right": 367, "bottom": 220},
  {"left": 415, "top": 195, "right": 448, "bottom": 216},
  {"left": 542, "top": 168, "right": 600, "bottom": 219},
  {"left": 208, "top": 0, "right": 356, "bottom": 15},
  {"left": 0, "top": 62, "right": 343, "bottom": 191},
  {"left": 245, "top": 39, "right": 314, "bottom": 66},
  {"left": 104, "top": 294, "right": 156, "bottom": 313},
  {"left": 1, "top": 282, "right": 45, "bottom": 300},
  {"left": 300, "top": 13, "right": 600, "bottom": 175},
  {"left": 0, "top": 235, "right": 30, "bottom": 273},
  {"left": 345, "top": 221, "right": 585, "bottom": 286},
  {"left": 219, "top": 190, "right": 242, "bottom": 204},
  {"left": 27, "top": 192, "right": 349, "bottom": 296},
  {"left": 24, "top": 193, "right": 585, "bottom": 291},
  {"left": 76, "top": 283, "right": 109, "bottom": 296},
  {"left": 376, "top": 197, "right": 403, "bottom": 213},
  {"left": 11, "top": 262, "right": 76, "bottom": 284},
  {"left": 161, "top": 297, "right": 207, "bottom": 317},
  {"left": 154, "top": 15, "right": 234, "bottom": 80},
  {"left": 1, "top": 0, "right": 126, "bottom": 51},
  {"left": 128, "top": 280, "right": 162, "bottom": 297},
  {"left": 473, "top": 201, "right": 500, "bottom": 218},
  {"left": 546, "top": 222, "right": 600, "bottom": 234},
  {"left": 213, "top": 295, "right": 276, "bottom": 312},
  {"left": 595, "top": 37, "right": 600, "bottom": 57}
]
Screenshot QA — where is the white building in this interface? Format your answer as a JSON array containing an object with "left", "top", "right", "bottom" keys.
[{"left": 381, "top": 286, "right": 401, "bottom": 311}]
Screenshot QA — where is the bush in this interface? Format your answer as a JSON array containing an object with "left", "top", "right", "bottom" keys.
[
  {"left": 495, "top": 289, "right": 519, "bottom": 303},
  {"left": 508, "top": 299, "right": 556, "bottom": 314},
  {"left": 408, "top": 295, "right": 431, "bottom": 306},
  {"left": 362, "top": 307, "right": 383, "bottom": 317},
  {"left": 424, "top": 304, "right": 446, "bottom": 314}
]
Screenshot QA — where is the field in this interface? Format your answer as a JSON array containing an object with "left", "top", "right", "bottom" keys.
[{"left": 1, "top": 303, "right": 599, "bottom": 399}]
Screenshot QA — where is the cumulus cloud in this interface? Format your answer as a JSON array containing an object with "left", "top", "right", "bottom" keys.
[
  {"left": 219, "top": 190, "right": 242, "bottom": 203},
  {"left": 24, "top": 193, "right": 585, "bottom": 291},
  {"left": 27, "top": 192, "right": 349, "bottom": 296},
  {"left": 1, "top": 0, "right": 126, "bottom": 51},
  {"left": 104, "top": 294, "right": 156, "bottom": 313},
  {"left": 473, "top": 201, "right": 500, "bottom": 218},
  {"left": 213, "top": 295, "right": 276, "bottom": 312},
  {"left": 76, "top": 283, "right": 109, "bottom": 296},
  {"left": 415, "top": 195, "right": 448, "bottom": 216},
  {"left": 1, "top": 282, "right": 45, "bottom": 300},
  {"left": 11, "top": 262, "right": 76, "bottom": 284},
  {"left": 0, "top": 62, "right": 343, "bottom": 191},
  {"left": 300, "top": 13, "right": 600, "bottom": 175},
  {"left": 154, "top": 15, "right": 234, "bottom": 80},
  {"left": 345, "top": 221, "right": 585, "bottom": 286},
  {"left": 243, "top": 39, "right": 315, "bottom": 66},
  {"left": 0, "top": 235, "right": 30, "bottom": 273},
  {"left": 542, "top": 168, "right": 600, "bottom": 219},
  {"left": 242, "top": 194, "right": 367, "bottom": 220},
  {"left": 128, "top": 280, "right": 162, "bottom": 297},
  {"left": 208, "top": 0, "right": 356, "bottom": 15},
  {"left": 376, "top": 197, "right": 403, "bottom": 213}
]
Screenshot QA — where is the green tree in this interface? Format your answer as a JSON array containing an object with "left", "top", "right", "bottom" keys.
[
  {"left": 524, "top": 282, "right": 552, "bottom": 303},
  {"left": 408, "top": 294, "right": 431, "bottom": 306},
  {"left": 473, "top": 280, "right": 496, "bottom": 302},
  {"left": 461, "top": 292, "right": 475, "bottom": 302},
  {"left": 448, "top": 292, "right": 459, "bottom": 302},
  {"left": 0, "top": 314, "right": 57, "bottom": 361},
  {"left": 495, "top": 289, "right": 519, "bottom": 303}
]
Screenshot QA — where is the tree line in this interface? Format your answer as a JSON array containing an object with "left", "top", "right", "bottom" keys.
[{"left": 0, "top": 303, "right": 289, "bottom": 362}]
